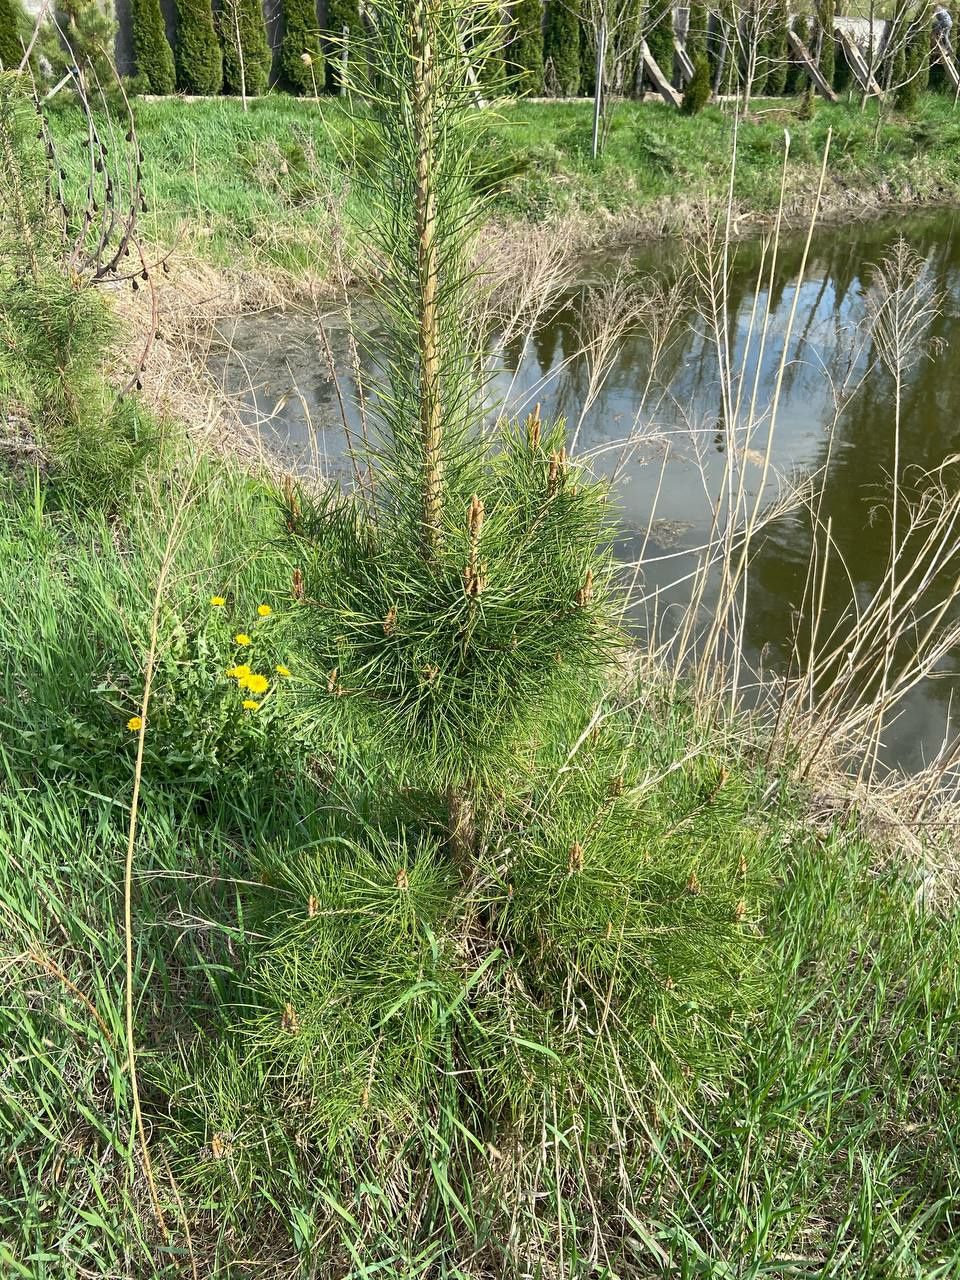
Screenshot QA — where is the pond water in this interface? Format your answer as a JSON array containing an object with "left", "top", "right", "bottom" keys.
[{"left": 213, "top": 208, "right": 960, "bottom": 773}]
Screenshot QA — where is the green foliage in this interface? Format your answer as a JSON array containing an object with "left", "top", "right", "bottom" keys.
[
  {"left": 765, "top": 0, "right": 789, "bottom": 95},
  {"left": 0, "top": 75, "right": 162, "bottom": 505},
  {"left": 645, "top": 3, "right": 675, "bottom": 85},
  {"left": 288, "top": 426, "right": 617, "bottom": 791},
  {"left": 278, "top": 0, "right": 323, "bottom": 92},
  {"left": 38, "top": 0, "right": 117, "bottom": 85},
  {"left": 682, "top": 50, "right": 712, "bottom": 112},
  {"left": 892, "top": 3, "right": 931, "bottom": 111},
  {"left": 543, "top": 0, "right": 579, "bottom": 95},
  {"left": 886, "top": 0, "right": 909, "bottom": 91},
  {"left": 0, "top": 0, "right": 28, "bottom": 69},
  {"left": 3, "top": 451, "right": 960, "bottom": 1272},
  {"left": 815, "top": 0, "right": 835, "bottom": 86},
  {"left": 131, "top": 0, "right": 176, "bottom": 93},
  {"left": 218, "top": 0, "right": 272, "bottom": 96},
  {"left": 323, "top": 0, "right": 360, "bottom": 91},
  {"left": 507, "top": 0, "right": 545, "bottom": 95},
  {"left": 174, "top": 0, "right": 223, "bottom": 94},
  {"left": 833, "top": 30, "right": 853, "bottom": 92},
  {"left": 685, "top": 0, "right": 709, "bottom": 60},
  {"left": 710, "top": 0, "right": 737, "bottom": 91},
  {"left": 903, "top": 6, "right": 933, "bottom": 105},
  {"left": 579, "top": 15, "right": 595, "bottom": 94}
]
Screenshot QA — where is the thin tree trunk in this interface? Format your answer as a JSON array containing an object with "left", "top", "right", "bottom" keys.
[{"left": 411, "top": 0, "right": 443, "bottom": 556}]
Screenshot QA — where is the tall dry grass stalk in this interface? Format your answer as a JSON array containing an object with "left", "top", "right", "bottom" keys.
[{"left": 123, "top": 461, "right": 201, "bottom": 1235}]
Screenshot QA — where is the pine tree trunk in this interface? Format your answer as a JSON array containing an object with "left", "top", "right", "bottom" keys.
[{"left": 411, "top": 0, "right": 443, "bottom": 557}]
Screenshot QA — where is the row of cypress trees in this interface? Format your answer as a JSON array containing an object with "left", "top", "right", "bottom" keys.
[
  {"left": 9, "top": 0, "right": 956, "bottom": 101},
  {"left": 108, "top": 0, "right": 358, "bottom": 96}
]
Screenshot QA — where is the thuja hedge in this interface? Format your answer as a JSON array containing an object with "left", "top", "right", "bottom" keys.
[
  {"left": 280, "top": 0, "right": 324, "bottom": 93},
  {"left": 174, "top": 0, "right": 223, "bottom": 93},
  {"left": 131, "top": 0, "right": 176, "bottom": 93},
  {"left": 218, "top": 0, "right": 271, "bottom": 95}
]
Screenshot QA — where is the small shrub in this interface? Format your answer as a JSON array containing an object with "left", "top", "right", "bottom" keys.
[
  {"left": 174, "top": 0, "right": 223, "bottom": 94},
  {"left": 218, "top": 0, "right": 271, "bottom": 96},
  {"left": 278, "top": 0, "right": 324, "bottom": 93},
  {"left": 682, "top": 50, "right": 712, "bottom": 112},
  {"left": 131, "top": 0, "right": 176, "bottom": 93}
]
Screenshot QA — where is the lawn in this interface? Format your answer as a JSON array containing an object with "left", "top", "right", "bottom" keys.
[{"left": 44, "top": 91, "right": 960, "bottom": 283}]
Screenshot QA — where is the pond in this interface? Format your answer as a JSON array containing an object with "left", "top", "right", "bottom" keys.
[{"left": 213, "top": 207, "right": 960, "bottom": 774}]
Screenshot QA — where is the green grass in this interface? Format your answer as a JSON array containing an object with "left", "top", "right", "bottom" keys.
[
  {"left": 43, "top": 92, "right": 960, "bottom": 283},
  {"left": 0, "top": 462, "right": 959, "bottom": 1276},
  {"left": 9, "top": 71, "right": 960, "bottom": 1278}
]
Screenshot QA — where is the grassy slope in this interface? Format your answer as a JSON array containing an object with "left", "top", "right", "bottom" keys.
[
  {"left": 45, "top": 92, "right": 960, "bottom": 282},
  {"left": 1, "top": 465, "right": 959, "bottom": 1276}
]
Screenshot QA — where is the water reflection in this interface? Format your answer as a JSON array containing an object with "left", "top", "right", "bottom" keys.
[{"left": 212, "top": 208, "right": 960, "bottom": 771}]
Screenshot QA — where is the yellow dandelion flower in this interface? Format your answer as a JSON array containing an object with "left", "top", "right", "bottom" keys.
[
  {"left": 127, "top": 715, "right": 143, "bottom": 732},
  {"left": 226, "top": 664, "right": 251, "bottom": 680},
  {"left": 241, "top": 672, "right": 270, "bottom": 695},
  {"left": 257, "top": 604, "right": 272, "bottom": 618},
  {"left": 242, "top": 699, "right": 260, "bottom": 711},
  {"left": 234, "top": 633, "right": 252, "bottom": 646},
  {"left": 210, "top": 596, "right": 226, "bottom": 607},
  {"left": 275, "top": 663, "right": 291, "bottom": 678}
]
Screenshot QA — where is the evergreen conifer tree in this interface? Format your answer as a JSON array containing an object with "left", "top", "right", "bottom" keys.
[
  {"left": 765, "top": 0, "right": 789, "bottom": 94},
  {"left": 912, "top": 6, "right": 932, "bottom": 94},
  {"left": 885, "top": 0, "right": 908, "bottom": 91},
  {"left": 685, "top": 0, "right": 708, "bottom": 59},
  {"left": 323, "top": 0, "right": 361, "bottom": 91},
  {"left": 896, "top": 9, "right": 930, "bottom": 109},
  {"left": 645, "top": 3, "right": 675, "bottom": 82},
  {"left": 174, "top": 0, "right": 223, "bottom": 94},
  {"left": 543, "top": 0, "right": 580, "bottom": 94},
  {"left": 39, "top": 0, "right": 117, "bottom": 85},
  {"left": 507, "top": 0, "right": 544, "bottom": 94},
  {"left": 814, "top": 0, "right": 835, "bottom": 85},
  {"left": 279, "top": 0, "right": 324, "bottom": 91},
  {"left": 579, "top": 16, "right": 595, "bottom": 94},
  {"left": 681, "top": 49, "right": 711, "bottom": 109},
  {"left": 0, "top": 0, "right": 27, "bottom": 69},
  {"left": 218, "top": 0, "right": 272, "bottom": 96},
  {"left": 240, "top": 5, "right": 778, "bottom": 1249},
  {"left": 131, "top": 0, "right": 176, "bottom": 93}
]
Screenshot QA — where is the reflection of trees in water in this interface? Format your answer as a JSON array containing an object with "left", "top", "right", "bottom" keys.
[{"left": 739, "top": 216, "right": 960, "bottom": 749}]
